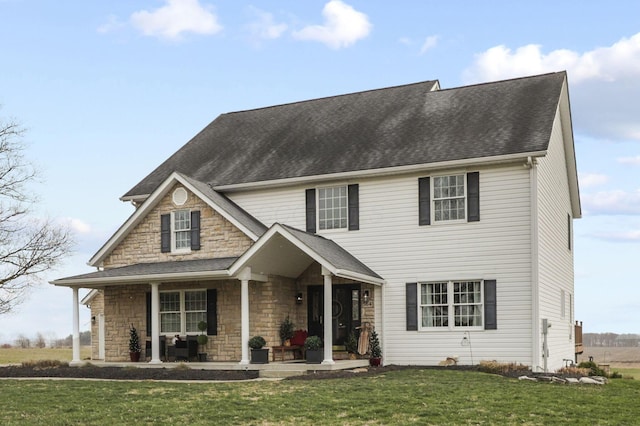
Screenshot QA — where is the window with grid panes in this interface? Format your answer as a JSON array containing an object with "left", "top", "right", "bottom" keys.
[
  {"left": 318, "top": 186, "right": 348, "bottom": 230},
  {"left": 420, "top": 281, "right": 483, "bottom": 329},
  {"left": 160, "top": 290, "right": 206, "bottom": 334},
  {"left": 173, "top": 210, "right": 191, "bottom": 250},
  {"left": 433, "top": 175, "right": 466, "bottom": 221}
]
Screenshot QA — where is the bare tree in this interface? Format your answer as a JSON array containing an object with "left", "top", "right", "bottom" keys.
[
  {"left": 0, "top": 114, "right": 73, "bottom": 314},
  {"left": 14, "top": 334, "right": 30, "bottom": 348},
  {"left": 34, "top": 332, "right": 46, "bottom": 348}
]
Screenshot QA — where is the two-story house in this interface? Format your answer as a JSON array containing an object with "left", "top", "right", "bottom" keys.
[{"left": 53, "top": 71, "right": 580, "bottom": 372}]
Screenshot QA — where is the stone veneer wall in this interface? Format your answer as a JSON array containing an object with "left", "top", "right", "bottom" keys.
[
  {"left": 102, "top": 276, "right": 303, "bottom": 362},
  {"left": 103, "top": 184, "right": 253, "bottom": 269},
  {"left": 88, "top": 290, "right": 104, "bottom": 360}
]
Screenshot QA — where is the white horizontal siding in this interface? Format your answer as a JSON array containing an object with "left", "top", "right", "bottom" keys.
[
  {"left": 536, "top": 111, "right": 576, "bottom": 370},
  {"left": 229, "top": 165, "right": 534, "bottom": 366}
]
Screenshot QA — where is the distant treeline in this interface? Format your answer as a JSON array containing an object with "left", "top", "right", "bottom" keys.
[
  {"left": 583, "top": 333, "right": 640, "bottom": 347},
  {"left": 3, "top": 331, "right": 91, "bottom": 349}
]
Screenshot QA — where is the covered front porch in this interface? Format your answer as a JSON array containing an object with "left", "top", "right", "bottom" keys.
[{"left": 53, "top": 223, "right": 384, "bottom": 368}]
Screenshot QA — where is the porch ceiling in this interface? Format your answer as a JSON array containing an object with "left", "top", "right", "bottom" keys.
[{"left": 241, "top": 233, "right": 314, "bottom": 278}]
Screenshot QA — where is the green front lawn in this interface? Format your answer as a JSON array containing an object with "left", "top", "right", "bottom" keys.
[{"left": 1, "top": 369, "right": 639, "bottom": 425}]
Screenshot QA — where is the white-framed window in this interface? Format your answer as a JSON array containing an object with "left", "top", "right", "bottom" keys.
[
  {"left": 433, "top": 174, "right": 466, "bottom": 222},
  {"left": 173, "top": 210, "right": 191, "bottom": 251},
  {"left": 318, "top": 186, "right": 348, "bottom": 230},
  {"left": 420, "top": 280, "right": 483, "bottom": 329},
  {"left": 160, "top": 290, "right": 206, "bottom": 334}
]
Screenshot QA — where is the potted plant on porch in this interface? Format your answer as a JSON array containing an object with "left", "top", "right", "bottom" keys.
[
  {"left": 304, "top": 335, "right": 323, "bottom": 364},
  {"left": 279, "top": 315, "right": 295, "bottom": 346},
  {"left": 197, "top": 320, "right": 208, "bottom": 362},
  {"left": 129, "top": 324, "right": 142, "bottom": 362},
  {"left": 249, "top": 336, "right": 269, "bottom": 364},
  {"left": 345, "top": 331, "right": 358, "bottom": 360},
  {"left": 368, "top": 329, "right": 382, "bottom": 367}
]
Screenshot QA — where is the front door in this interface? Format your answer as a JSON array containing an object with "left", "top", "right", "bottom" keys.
[{"left": 307, "top": 285, "right": 362, "bottom": 346}]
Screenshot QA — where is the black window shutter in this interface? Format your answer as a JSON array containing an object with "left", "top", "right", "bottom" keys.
[
  {"left": 348, "top": 184, "right": 359, "bottom": 231},
  {"left": 418, "top": 177, "right": 430, "bottom": 226},
  {"left": 191, "top": 210, "right": 201, "bottom": 251},
  {"left": 305, "top": 189, "right": 316, "bottom": 233},
  {"left": 160, "top": 214, "right": 171, "bottom": 253},
  {"left": 146, "top": 292, "right": 152, "bottom": 337},
  {"left": 406, "top": 282, "right": 418, "bottom": 331},
  {"left": 467, "top": 172, "right": 480, "bottom": 222},
  {"left": 206, "top": 289, "right": 218, "bottom": 335},
  {"left": 484, "top": 280, "right": 497, "bottom": 330}
]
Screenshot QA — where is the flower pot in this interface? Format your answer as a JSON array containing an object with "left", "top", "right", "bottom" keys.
[
  {"left": 130, "top": 352, "right": 141, "bottom": 362},
  {"left": 198, "top": 353, "right": 208, "bottom": 362},
  {"left": 250, "top": 348, "right": 269, "bottom": 364},
  {"left": 369, "top": 357, "right": 381, "bottom": 367},
  {"left": 305, "top": 349, "right": 323, "bottom": 364}
]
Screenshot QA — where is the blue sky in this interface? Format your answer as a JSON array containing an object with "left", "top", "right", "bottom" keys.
[{"left": 1, "top": 0, "right": 639, "bottom": 343}]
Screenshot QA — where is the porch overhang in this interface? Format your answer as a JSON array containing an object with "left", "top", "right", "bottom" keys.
[
  {"left": 51, "top": 224, "right": 384, "bottom": 288},
  {"left": 51, "top": 257, "right": 236, "bottom": 288},
  {"left": 230, "top": 223, "right": 385, "bottom": 286}
]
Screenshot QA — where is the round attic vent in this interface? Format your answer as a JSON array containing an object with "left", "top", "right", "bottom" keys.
[{"left": 172, "top": 187, "right": 188, "bottom": 206}]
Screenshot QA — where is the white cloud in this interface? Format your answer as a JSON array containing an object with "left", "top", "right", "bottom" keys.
[
  {"left": 293, "top": 0, "right": 372, "bottom": 49},
  {"left": 245, "top": 7, "right": 287, "bottom": 43},
  {"left": 591, "top": 230, "right": 640, "bottom": 242},
  {"left": 579, "top": 173, "right": 609, "bottom": 188},
  {"left": 59, "top": 217, "right": 91, "bottom": 235},
  {"left": 419, "top": 35, "right": 439, "bottom": 55},
  {"left": 618, "top": 156, "right": 640, "bottom": 165},
  {"left": 463, "top": 33, "right": 640, "bottom": 142},
  {"left": 398, "top": 37, "right": 412, "bottom": 46},
  {"left": 581, "top": 189, "right": 640, "bottom": 215},
  {"left": 464, "top": 33, "right": 640, "bottom": 85},
  {"left": 130, "top": 0, "right": 222, "bottom": 40},
  {"left": 97, "top": 14, "right": 125, "bottom": 34}
]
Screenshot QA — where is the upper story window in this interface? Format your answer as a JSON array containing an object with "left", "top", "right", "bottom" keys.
[
  {"left": 305, "top": 184, "right": 359, "bottom": 233},
  {"left": 433, "top": 175, "right": 466, "bottom": 222},
  {"left": 418, "top": 172, "right": 479, "bottom": 226},
  {"left": 318, "top": 186, "right": 348, "bottom": 230},
  {"left": 173, "top": 210, "right": 191, "bottom": 250},
  {"left": 420, "top": 280, "right": 483, "bottom": 329},
  {"left": 161, "top": 210, "right": 201, "bottom": 253}
]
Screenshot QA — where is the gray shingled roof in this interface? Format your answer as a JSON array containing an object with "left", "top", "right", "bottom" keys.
[
  {"left": 279, "top": 224, "right": 382, "bottom": 280},
  {"left": 123, "top": 73, "right": 565, "bottom": 198},
  {"left": 55, "top": 258, "right": 237, "bottom": 283},
  {"left": 178, "top": 174, "right": 267, "bottom": 237}
]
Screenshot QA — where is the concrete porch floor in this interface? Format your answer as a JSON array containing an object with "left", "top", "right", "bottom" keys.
[{"left": 76, "top": 359, "right": 370, "bottom": 378}]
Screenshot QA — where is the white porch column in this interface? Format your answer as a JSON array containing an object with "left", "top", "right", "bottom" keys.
[
  {"left": 321, "top": 266, "right": 335, "bottom": 365},
  {"left": 71, "top": 287, "right": 81, "bottom": 365},
  {"left": 149, "top": 282, "right": 162, "bottom": 364},
  {"left": 239, "top": 267, "right": 251, "bottom": 365}
]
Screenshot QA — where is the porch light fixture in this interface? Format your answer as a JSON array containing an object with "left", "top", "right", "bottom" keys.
[
  {"left": 296, "top": 293, "right": 303, "bottom": 304},
  {"left": 91, "top": 316, "right": 96, "bottom": 325},
  {"left": 363, "top": 290, "right": 370, "bottom": 306}
]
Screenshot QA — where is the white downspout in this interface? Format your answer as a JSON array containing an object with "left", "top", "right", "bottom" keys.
[{"left": 528, "top": 156, "right": 541, "bottom": 372}]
